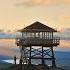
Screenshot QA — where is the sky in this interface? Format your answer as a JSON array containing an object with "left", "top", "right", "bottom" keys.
[
  {"left": 0, "top": 0, "right": 70, "bottom": 60},
  {"left": 0, "top": 0, "right": 70, "bottom": 32},
  {"left": 0, "top": 39, "right": 20, "bottom": 58}
]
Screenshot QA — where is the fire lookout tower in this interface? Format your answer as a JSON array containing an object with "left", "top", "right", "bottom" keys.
[{"left": 16, "top": 21, "right": 60, "bottom": 67}]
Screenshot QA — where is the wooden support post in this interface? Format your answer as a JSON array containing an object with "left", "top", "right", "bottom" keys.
[
  {"left": 42, "top": 32, "right": 43, "bottom": 39},
  {"left": 20, "top": 58, "right": 22, "bottom": 70},
  {"left": 44, "top": 32, "right": 45, "bottom": 39},
  {"left": 14, "top": 56, "right": 16, "bottom": 65},
  {"left": 34, "top": 32, "right": 36, "bottom": 38},
  {"left": 19, "top": 46, "right": 23, "bottom": 70},
  {"left": 46, "top": 32, "right": 47, "bottom": 39},
  {"left": 51, "top": 47, "right": 56, "bottom": 67},
  {"left": 29, "top": 46, "right": 31, "bottom": 64},
  {"left": 42, "top": 46, "right": 44, "bottom": 65}
]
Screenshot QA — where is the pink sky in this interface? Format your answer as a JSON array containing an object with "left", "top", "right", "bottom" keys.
[{"left": 0, "top": 39, "right": 20, "bottom": 58}]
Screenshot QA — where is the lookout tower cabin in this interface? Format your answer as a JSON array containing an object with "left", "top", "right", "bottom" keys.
[{"left": 16, "top": 21, "right": 60, "bottom": 67}]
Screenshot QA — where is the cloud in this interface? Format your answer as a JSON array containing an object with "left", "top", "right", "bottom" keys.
[
  {"left": 0, "top": 31, "right": 21, "bottom": 39},
  {"left": 15, "top": 0, "right": 56, "bottom": 6},
  {"left": 59, "top": 28, "right": 70, "bottom": 40},
  {"left": 59, "top": 15, "right": 70, "bottom": 20},
  {"left": 0, "top": 28, "right": 70, "bottom": 40},
  {"left": 15, "top": 0, "right": 70, "bottom": 6},
  {"left": 0, "top": 29, "right": 4, "bottom": 32},
  {"left": 0, "top": 32, "right": 16, "bottom": 39}
]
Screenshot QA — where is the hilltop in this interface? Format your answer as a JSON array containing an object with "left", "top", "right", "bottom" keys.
[{"left": 6, "top": 64, "right": 64, "bottom": 70}]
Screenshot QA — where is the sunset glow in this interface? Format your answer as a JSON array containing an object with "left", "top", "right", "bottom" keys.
[
  {"left": 0, "top": 39, "right": 20, "bottom": 57},
  {"left": 0, "top": 0, "right": 70, "bottom": 32}
]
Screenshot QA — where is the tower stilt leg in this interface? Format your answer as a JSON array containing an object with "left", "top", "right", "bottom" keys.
[
  {"left": 42, "top": 46, "right": 45, "bottom": 65},
  {"left": 29, "top": 46, "right": 31, "bottom": 64},
  {"left": 51, "top": 47, "right": 56, "bottom": 67}
]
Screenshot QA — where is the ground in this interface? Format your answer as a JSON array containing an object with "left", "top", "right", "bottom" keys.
[{"left": 5, "top": 64, "right": 64, "bottom": 70}]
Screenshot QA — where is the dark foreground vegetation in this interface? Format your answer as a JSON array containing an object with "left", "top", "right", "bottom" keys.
[{"left": 1, "top": 64, "right": 64, "bottom": 70}]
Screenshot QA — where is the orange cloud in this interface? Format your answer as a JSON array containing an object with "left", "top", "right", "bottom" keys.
[
  {"left": 51, "top": 0, "right": 70, "bottom": 5},
  {"left": 16, "top": 0, "right": 70, "bottom": 6},
  {"left": 16, "top": 0, "right": 52, "bottom": 6},
  {"left": 63, "top": 16, "right": 70, "bottom": 19},
  {"left": 60, "top": 40, "right": 70, "bottom": 48},
  {"left": 59, "top": 15, "right": 70, "bottom": 20},
  {"left": 30, "top": 0, "right": 51, "bottom": 5}
]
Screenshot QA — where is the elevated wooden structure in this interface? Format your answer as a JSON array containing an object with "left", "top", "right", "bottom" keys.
[{"left": 16, "top": 21, "right": 60, "bottom": 67}]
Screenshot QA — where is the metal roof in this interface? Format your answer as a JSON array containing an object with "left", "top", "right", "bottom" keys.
[{"left": 19, "top": 21, "right": 57, "bottom": 32}]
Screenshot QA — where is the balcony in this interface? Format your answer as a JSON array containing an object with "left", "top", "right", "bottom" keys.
[{"left": 16, "top": 37, "right": 60, "bottom": 47}]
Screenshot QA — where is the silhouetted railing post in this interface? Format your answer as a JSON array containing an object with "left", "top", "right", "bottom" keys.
[
  {"left": 29, "top": 46, "right": 31, "bottom": 64},
  {"left": 20, "top": 58, "right": 22, "bottom": 70},
  {"left": 14, "top": 56, "right": 16, "bottom": 65},
  {"left": 42, "top": 46, "right": 45, "bottom": 65}
]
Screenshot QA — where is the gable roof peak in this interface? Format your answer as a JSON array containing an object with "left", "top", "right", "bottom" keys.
[{"left": 19, "top": 21, "right": 57, "bottom": 32}]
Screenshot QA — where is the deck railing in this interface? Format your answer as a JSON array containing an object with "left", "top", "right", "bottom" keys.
[{"left": 16, "top": 37, "right": 60, "bottom": 46}]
